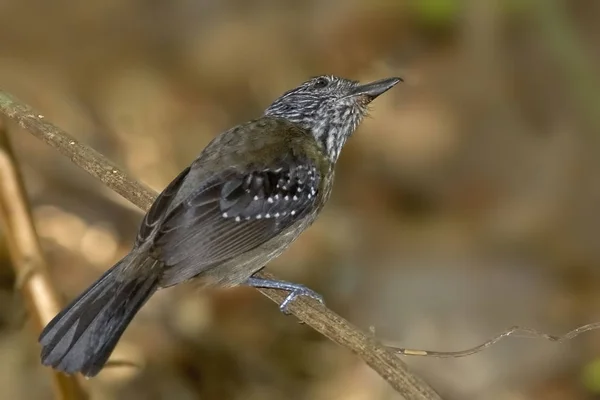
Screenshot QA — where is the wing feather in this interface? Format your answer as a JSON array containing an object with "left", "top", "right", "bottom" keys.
[
  {"left": 132, "top": 119, "right": 326, "bottom": 288},
  {"left": 155, "top": 158, "right": 321, "bottom": 287}
]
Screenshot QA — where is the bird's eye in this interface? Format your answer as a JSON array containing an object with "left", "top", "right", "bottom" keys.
[{"left": 313, "top": 77, "right": 329, "bottom": 89}]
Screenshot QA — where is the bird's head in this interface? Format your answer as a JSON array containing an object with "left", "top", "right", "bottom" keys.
[{"left": 265, "top": 75, "right": 401, "bottom": 161}]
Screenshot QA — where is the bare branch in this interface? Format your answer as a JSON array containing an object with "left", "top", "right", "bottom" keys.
[
  {"left": 0, "top": 116, "right": 88, "bottom": 399},
  {"left": 0, "top": 91, "right": 442, "bottom": 400},
  {"left": 389, "top": 322, "right": 600, "bottom": 358}
]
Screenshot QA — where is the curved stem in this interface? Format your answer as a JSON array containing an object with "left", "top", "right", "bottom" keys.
[{"left": 0, "top": 116, "right": 88, "bottom": 400}]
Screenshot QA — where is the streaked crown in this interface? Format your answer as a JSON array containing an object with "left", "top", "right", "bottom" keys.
[{"left": 265, "top": 75, "right": 401, "bottom": 162}]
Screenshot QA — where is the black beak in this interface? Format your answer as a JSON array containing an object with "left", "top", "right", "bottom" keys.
[{"left": 351, "top": 77, "right": 402, "bottom": 99}]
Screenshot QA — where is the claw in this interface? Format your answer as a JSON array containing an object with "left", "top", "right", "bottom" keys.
[
  {"left": 246, "top": 277, "right": 325, "bottom": 313},
  {"left": 279, "top": 285, "right": 324, "bottom": 314}
]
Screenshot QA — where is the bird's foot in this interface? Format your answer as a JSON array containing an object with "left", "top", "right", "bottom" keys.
[
  {"left": 246, "top": 278, "right": 324, "bottom": 314},
  {"left": 278, "top": 285, "right": 325, "bottom": 314}
]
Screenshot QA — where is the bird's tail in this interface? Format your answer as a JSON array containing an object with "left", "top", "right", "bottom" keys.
[{"left": 39, "top": 251, "right": 162, "bottom": 377}]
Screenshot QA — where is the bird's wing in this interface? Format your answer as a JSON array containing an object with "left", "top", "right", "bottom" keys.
[
  {"left": 136, "top": 122, "right": 325, "bottom": 287},
  {"left": 135, "top": 166, "right": 192, "bottom": 246}
]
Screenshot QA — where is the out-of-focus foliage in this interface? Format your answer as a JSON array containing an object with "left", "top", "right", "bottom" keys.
[
  {"left": 1, "top": 0, "right": 600, "bottom": 399},
  {"left": 409, "top": 0, "right": 461, "bottom": 28}
]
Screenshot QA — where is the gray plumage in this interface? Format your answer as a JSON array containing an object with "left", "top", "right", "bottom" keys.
[{"left": 39, "top": 75, "right": 401, "bottom": 377}]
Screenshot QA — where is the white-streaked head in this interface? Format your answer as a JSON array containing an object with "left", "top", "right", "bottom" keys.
[{"left": 265, "top": 75, "right": 401, "bottom": 161}]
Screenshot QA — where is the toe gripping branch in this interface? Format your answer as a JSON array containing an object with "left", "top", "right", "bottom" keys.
[{"left": 246, "top": 277, "right": 324, "bottom": 313}]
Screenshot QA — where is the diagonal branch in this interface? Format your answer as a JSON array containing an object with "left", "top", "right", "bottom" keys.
[
  {"left": 0, "top": 116, "right": 88, "bottom": 400},
  {"left": 0, "top": 90, "right": 442, "bottom": 400}
]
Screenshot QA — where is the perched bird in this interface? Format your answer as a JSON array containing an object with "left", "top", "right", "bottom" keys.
[{"left": 39, "top": 75, "right": 401, "bottom": 377}]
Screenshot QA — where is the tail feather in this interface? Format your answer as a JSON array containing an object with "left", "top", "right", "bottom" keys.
[{"left": 39, "top": 252, "right": 161, "bottom": 377}]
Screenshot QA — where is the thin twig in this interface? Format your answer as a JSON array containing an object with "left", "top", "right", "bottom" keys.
[
  {"left": 0, "top": 116, "right": 88, "bottom": 400},
  {"left": 0, "top": 91, "right": 442, "bottom": 400},
  {"left": 390, "top": 322, "right": 600, "bottom": 358}
]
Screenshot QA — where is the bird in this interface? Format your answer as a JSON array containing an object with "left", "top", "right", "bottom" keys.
[{"left": 38, "top": 74, "right": 401, "bottom": 377}]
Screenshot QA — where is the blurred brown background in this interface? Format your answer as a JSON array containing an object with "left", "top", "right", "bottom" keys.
[{"left": 1, "top": 0, "right": 600, "bottom": 399}]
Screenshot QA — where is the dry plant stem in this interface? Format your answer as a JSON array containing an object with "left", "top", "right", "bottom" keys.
[
  {"left": 0, "top": 91, "right": 442, "bottom": 400},
  {"left": 0, "top": 117, "right": 88, "bottom": 400},
  {"left": 390, "top": 322, "right": 600, "bottom": 358}
]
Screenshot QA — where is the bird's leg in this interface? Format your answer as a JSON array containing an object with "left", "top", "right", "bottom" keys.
[{"left": 246, "top": 277, "right": 325, "bottom": 314}]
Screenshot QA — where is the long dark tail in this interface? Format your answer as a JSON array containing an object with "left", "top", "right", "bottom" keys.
[{"left": 39, "top": 251, "right": 162, "bottom": 377}]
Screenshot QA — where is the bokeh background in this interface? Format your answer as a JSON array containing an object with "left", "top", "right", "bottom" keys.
[{"left": 1, "top": 0, "right": 600, "bottom": 399}]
